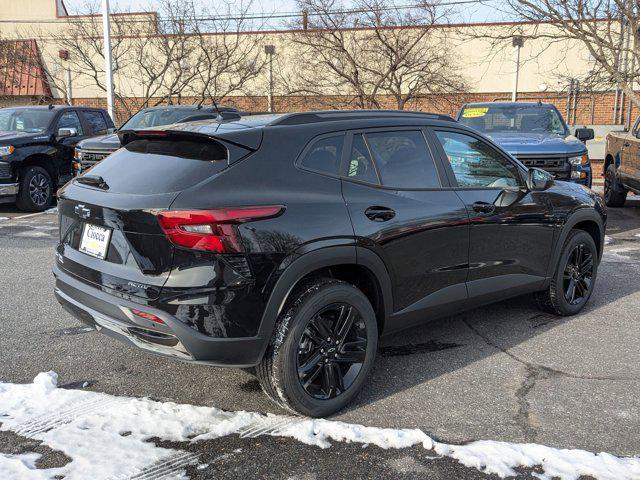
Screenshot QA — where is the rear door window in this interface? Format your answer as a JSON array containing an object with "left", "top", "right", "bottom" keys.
[
  {"left": 299, "top": 135, "right": 344, "bottom": 176},
  {"left": 364, "top": 130, "right": 440, "bottom": 189},
  {"left": 346, "top": 134, "right": 379, "bottom": 184},
  {"left": 82, "top": 110, "right": 109, "bottom": 135}
]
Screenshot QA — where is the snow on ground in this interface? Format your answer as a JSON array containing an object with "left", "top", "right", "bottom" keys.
[
  {"left": 1, "top": 373, "right": 639, "bottom": 480},
  {"left": 604, "top": 235, "right": 614, "bottom": 245}
]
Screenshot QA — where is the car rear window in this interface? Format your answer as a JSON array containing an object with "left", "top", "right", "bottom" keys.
[{"left": 82, "top": 138, "right": 229, "bottom": 195}]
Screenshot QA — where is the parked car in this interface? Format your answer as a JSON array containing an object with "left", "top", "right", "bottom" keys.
[
  {"left": 603, "top": 117, "right": 640, "bottom": 207},
  {"left": 0, "top": 105, "right": 114, "bottom": 211},
  {"left": 54, "top": 110, "right": 606, "bottom": 417},
  {"left": 74, "top": 105, "right": 239, "bottom": 172},
  {"left": 457, "top": 102, "right": 594, "bottom": 187}
]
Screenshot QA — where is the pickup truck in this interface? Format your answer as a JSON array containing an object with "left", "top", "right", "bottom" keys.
[
  {"left": 603, "top": 118, "right": 640, "bottom": 207},
  {"left": 0, "top": 105, "right": 114, "bottom": 211},
  {"left": 457, "top": 102, "right": 594, "bottom": 186},
  {"left": 74, "top": 105, "right": 239, "bottom": 172}
]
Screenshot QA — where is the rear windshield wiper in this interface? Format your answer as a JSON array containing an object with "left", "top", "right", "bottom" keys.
[{"left": 75, "top": 175, "right": 109, "bottom": 190}]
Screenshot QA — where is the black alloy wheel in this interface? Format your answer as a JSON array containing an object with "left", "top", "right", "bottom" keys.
[
  {"left": 563, "top": 243, "right": 594, "bottom": 305},
  {"left": 16, "top": 166, "right": 53, "bottom": 212},
  {"left": 29, "top": 171, "right": 51, "bottom": 207},
  {"left": 296, "top": 303, "right": 368, "bottom": 400},
  {"left": 536, "top": 229, "right": 598, "bottom": 316},
  {"left": 257, "top": 279, "right": 377, "bottom": 417}
]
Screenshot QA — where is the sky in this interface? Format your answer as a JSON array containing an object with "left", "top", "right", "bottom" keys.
[{"left": 61, "top": 0, "right": 509, "bottom": 27}]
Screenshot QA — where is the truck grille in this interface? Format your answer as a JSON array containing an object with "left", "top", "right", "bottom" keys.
[
  {"left": 0, "top": 162, "right": 11, "bottom": 179},
  {"left": 515, "top": 155, "right": 570, "bottom": 180},
  {"left": 77, "top": 149, "right": 112, "bottom": 170}
]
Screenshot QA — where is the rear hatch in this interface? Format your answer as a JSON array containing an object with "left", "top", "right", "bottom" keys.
[{"left": 56, "top": 127, "right": 259, "bottom": 301}]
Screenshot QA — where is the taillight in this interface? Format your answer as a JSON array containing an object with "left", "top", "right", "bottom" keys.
[{"left": 157, "top": 206, "right": 284, "bottom": 253}]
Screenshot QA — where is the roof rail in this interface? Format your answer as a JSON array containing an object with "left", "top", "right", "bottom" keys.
[{"left": 271, "top": 110, "right": 455, "bottom": 126}]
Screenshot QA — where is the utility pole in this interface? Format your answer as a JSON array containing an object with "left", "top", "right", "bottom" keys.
[
  {"left": 512, "top": 36, "right": 524, "bottom": 102},
  {"left": 265, "top": 45, "right": 275, "bottom": 113},
  {"left": 102, "top": 0, "right": 116, "bottom": 123}
]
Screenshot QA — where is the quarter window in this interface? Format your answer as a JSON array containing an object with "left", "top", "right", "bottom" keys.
[
  {"left": 434, "top": 131, "right": 523, "bottom": 188},
  {"left": 57, "top": 111, "right": 83, "bottom": 136},
  {"left": 82, "top": 111, "right": 108, "bottom": 135},
  {"left": 300, "top": 135, "right": 344, "bottom": 176},
  {"left": 365, "top": 130, "right": 440, "bottom": 189}
]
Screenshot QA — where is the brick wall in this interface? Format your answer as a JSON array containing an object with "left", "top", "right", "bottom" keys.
[{"left": 4, "top": 90, "right": 638, "bottom": 128}]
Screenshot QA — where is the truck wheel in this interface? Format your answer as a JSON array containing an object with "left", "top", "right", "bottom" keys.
[
  {"left": 604, "top": 164, "right": 627, "bottom": 207},
  {"left": 16, "top": 166, "right": 53, "bottom": 212},
  {"left": 536, "top": 229, "right": 598, "bottom": 316},
  {"left": 256, "top": 278, "right": 378, "bottom": 417}
]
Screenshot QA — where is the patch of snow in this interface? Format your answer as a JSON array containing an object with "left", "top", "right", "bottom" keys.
[
  {"left": 45, "top": 207, "right": 58, "bottom": 215},
  {"left": 0, "top": 216, "right": 8, "bottom": 221},
  {"left": 604, "top": 235, "right": 613, "bottom": 245},
  {"left": 0, "top": 373, "right": 639, "bottom": 480}
]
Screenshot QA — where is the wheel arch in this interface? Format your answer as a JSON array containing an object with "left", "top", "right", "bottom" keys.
[
  {"left": 604, "top": 153, "right": 615, "bottom": 175},
  {"left": 255, "top": 246, "right": 393, "bottom": 363},
  {"left": 545, "top": 209, "right": 605, "bottom": 286},
  {"left": 20, "top": 153, "right": 57, "bottom": 183}
]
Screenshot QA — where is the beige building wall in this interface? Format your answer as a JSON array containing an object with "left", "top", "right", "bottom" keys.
[{"left": 0, "top": 0, "right": 599, "bottom": 100}]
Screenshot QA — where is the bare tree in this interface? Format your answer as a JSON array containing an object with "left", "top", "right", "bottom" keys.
[
  {"left": 476, "top": 1, "right": 640, "bottom": 110},
  {"left": 187, "top": 1, "right": 267, "bottom": 106},
  {"left": 282, "top": 0, "right": 468, "bottom": 110}
]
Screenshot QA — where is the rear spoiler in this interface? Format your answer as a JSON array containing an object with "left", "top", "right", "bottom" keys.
[{"left": 117, "top": 127, "right": 262, "bottom": 151}]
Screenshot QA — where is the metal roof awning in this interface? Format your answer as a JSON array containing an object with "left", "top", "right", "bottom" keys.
[{"left": 0, "top": 40, "right": 52, "bottom": 98}]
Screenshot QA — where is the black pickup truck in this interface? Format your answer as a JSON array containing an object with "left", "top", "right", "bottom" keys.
[
  {"left": 0, "top": 105, "right": 114, "bottom": 211},
  {"left": 74, "top": 105, "right": 238, "bottom": 172}
]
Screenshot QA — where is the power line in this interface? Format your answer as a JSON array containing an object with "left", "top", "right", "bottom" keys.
[{"left": 0, "top": 0, "right": 498, "bottom": 25}]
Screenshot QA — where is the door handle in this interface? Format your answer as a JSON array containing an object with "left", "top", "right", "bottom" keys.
[
  {"left": 365, "top": 206, "right": 396, "bottom": 222},
  {"left": 472, "top": 201, "right": 496, "bottom": 214}
]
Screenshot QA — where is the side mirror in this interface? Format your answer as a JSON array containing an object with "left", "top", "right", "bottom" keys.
[
  {"left": 574, "top": 127, "right": 594, "bottom": 143},
  {"left": 527, "top": 167, "right": 554, "bottom": 191},
  {"left": 57, "top": 127, "right": 77, "bottom": 139}
]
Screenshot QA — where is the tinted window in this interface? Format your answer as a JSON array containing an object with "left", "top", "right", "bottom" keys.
[
  {"left": 434, "top": 131, "right": 522, "bottom": 188},
  {"left": 83, "top": 139, "right": 229, "bottom": 195},
  {"left": 82, "top": 111, "right": 108, "bottom": 135},
  {"left": 58, "top": 111, "right": 84, "bottom": 135},
  {"left": 300, "top": 135, "right": 343, "bottom": 175},
  {"left": 365, "top": 130, "right": 440, "bottom": 188},
  {"left": 346, "top": 134, "right": 379, "bottom": 184}
]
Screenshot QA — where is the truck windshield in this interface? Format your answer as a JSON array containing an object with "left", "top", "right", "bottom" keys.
[
  {"left": 0, "top": 108, "right": 56, "bottom": 134},
  {"left": 459, "top": 105, "right": 568, "bottom": 136},
  {"left": 120, "top": 108, "right": 206, "bottom": 130}
]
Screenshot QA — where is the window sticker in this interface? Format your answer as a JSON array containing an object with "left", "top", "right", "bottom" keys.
[{"left": 462, "top": 107, "right": 489, "bottom": 118}]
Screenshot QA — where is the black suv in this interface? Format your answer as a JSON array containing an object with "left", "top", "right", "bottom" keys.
[
  {"left": 0, "top": 105, "right": 114, "bottom": 211},
  {"left": 53, "top": 111, "right": 606, "bottom": 417},
  {"left": 74, "top": 105, "right": 241, "bottom": 172}
]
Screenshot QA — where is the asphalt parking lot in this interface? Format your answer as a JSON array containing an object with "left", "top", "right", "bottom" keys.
[{"left": 1, "top": 194, "right": 639, "bottom": 479}]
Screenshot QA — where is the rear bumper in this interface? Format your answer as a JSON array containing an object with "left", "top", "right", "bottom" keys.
[{"left": 53, "top": 265, "right": 267, "bottom": 367}]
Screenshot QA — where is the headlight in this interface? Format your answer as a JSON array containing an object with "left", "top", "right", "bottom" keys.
[
  {"left": 0, "top": 146, "right": 14, "bottom": 157},
  {"left": 568, "top": 154, "right": 588, "bottom": 165}
]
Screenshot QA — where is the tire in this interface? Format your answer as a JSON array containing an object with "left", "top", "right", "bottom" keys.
[
  {"left": 16, "top": 166, "right": 53, "bottom": 212},
  {"left": 604, "top": 164, "right": 627, "bottom": 208},
  {"left": 256, "top": 278, "right": 378, "bottom": 417},
  {"left": 536, "top": 229, "right": 598, "bottom": 316}
]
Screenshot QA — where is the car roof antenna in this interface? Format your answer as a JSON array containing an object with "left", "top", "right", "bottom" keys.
[{"left": 48, "top": 104, "right": 55, "bottom": 109}]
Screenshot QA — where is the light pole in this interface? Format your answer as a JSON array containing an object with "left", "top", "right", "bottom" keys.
[
  {"left": 512, "top": 36, "right": 524, "bottom": 102},
  {"left": 265, "top": 45, "right": 275, "bottom": 113},
  {"left": 102, "top": 0, "right": 116, "bottom": 123}
]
